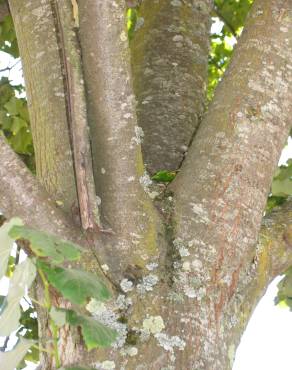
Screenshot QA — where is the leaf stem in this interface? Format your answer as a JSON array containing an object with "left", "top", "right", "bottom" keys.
[
  {"left": 37, "top": 268, "right": 51, "bottom": 309},
  {"left": 38, "top": 268, "right": 60, "bottom": 367}
]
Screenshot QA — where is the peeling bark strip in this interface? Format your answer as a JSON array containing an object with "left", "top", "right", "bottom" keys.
[
  {"left": 130, "top": 0, "right": 212, "bottom": 174},
  {"left": 8, "top": 0, "right": 78, "bottom": 214},
  {"left": 52, "top": 0, "right": 100, "bottom": 229}
]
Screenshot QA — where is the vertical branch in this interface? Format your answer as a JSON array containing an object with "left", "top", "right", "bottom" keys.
[
  {"left": 8, "top": 0, "right": 78, "bottom": 214},
  {"left": 78, "top": 0, "right": 163, "bottom": 274},
  {"left": 165, "top": 1, "right": 292, "bottom": 367},
  {"left": 130, "top": 0, "right": 213, "bottom": 173}
]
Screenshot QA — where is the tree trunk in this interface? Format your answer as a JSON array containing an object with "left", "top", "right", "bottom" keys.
[{"left": 3, "top": 0, "right": 292, "bottom": 369}]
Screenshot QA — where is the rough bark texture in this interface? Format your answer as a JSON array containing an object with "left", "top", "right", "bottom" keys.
[
  {"left": 1, "top": 0, "right": 292, "bottom": 369},
  {"left": 131, "top": 0, "right": 212, "bottom": 174},
  {"left": 8, "top": 0, "right": 78, "bottom": 213},
  {"left": 0, "top": 0, "right": 9, "bottom": 22},
  {"left": 169, "top": 1, "right": 292, "bottom": 367},
  {"left": 53, "top": 0, "right": 100, "bottom": 229},
  {"left": 0, "top": 136, "right": 79, "bottom": 240},
  {"left": 78, "top": 0, "right": 164, "bottom": 276}
]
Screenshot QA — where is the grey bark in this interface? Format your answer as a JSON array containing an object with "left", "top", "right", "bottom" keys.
[
  {"left": 130, "top": 0, "right": 212, "bottom": 174},
  {"left": 78, "top": 0, "right": 164, "bottom": 276},
  {"left": 8, "top": 0, "right": 78, "bottom": 214},
  {"left": 1, "top": 0, "right": 292, "bottom": 369},
  {"left": 0, "top": 136, "right": 84, "bottom": 244},
  {"left": 169, "top": 0, "right": 292, "bottom": 367}
]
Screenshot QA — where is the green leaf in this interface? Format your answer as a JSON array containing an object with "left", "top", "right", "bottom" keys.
[
  {"left": 19, "top": 306, "right": 38, "bottom": 340},
  {"left": 151, "top": 170, "right": 176, "bottom": 182},
  {"left": 0, "top": 217, "right": 23, "bottom": 280},
  {"left": 39, "top": 263, "right": 111, "bottom": 305},
  {"left": 271, "top": 178, "right": 292, "bottom": 197},
  {"left": 273, "top": 160, "right": 292, "bottom": 181},
  {"left": 66, "top": 310, "right": 117, "bottom": 350},
  {"left": 9, "top": 126, "right": 33, "bottom": 154},
  {"left": 0, "top": 77, "right": 14, "bottom": 105},
  {"left": 4, "top": 96, "right": 24, "bottom": 116},
  {"left": 9, "top": 225, "right": 82, "bottom": 264},
  {"left": 50, "top": 307, "right": 66, "bottom": 327},
  {"left": 0, "top": 338, "right": 35, "bottom": 370},
  {"left": 10, "top": 116, "right": 27, "bottom": 134},
  {"left": 266, "top": 195, "right": 287, "bottom": 213},
  {"left": 0, "top": 259, "right": 36, "bottom": 336}
]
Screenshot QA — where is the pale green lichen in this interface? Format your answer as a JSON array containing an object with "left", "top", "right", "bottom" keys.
[
  {"left": 120, "top": 31, "right": 127, "bottom": 42},
  {"left": 94, "top": 360, "right": 116, "bottom": 369},
  {"left": 137, "top": 273, "right": 159, "bottom": 293},
  {"left": 155, "top": 332, "right": 186, "bottom": 352},
  {"left": 120, "top": 278, "right": 134, "bottom": 292},
  {"left": 120, "top": 346, "right": 138, "bottom": 357},
  {"left": 143, "top": 315, "right": 165, "bottom": 334},
  {"left": 86, "top": 299, "right": 106, "bottom": 315}
]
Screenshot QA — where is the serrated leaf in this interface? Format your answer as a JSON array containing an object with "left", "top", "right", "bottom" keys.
[
  {"left": 50, "top": 307, "right": 66, "bottom": 327},
  {"left": 39, "top": 263, "right": 111, "bottom": 305},
  {"left": 66, "top": 310, "right": 117, "bottom": 350},
  {"left": 0, "top": 259, "right": 36, "bottom": 336},
  {"left": 0, "top": 218, "right": 23, "bottom": 280},
  {"left": 9, "top": 225, "right": 82, "bottom": 264},
  {"left": 0, "top": 338, "right": 35, "bottom": 370}
]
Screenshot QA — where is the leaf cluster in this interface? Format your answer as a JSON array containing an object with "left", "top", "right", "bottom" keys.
[
  {"left": 0, "top": 15, "right": 34, "bottom": 170},
  {"left": 0, "top": 218, "right": 117, "bottom": 370},
  {"left": 208, "top": 0, "right": 254, "bottom": 99}
]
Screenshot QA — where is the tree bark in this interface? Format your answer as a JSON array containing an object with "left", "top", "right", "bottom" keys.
[
  {"left": 78, "top": 0, "right": 165, "bottom": 277},
  {"left": 8, "top": 0, "right": 78, "bottom": 214},
  {"left": 1, "top": 0, "right": 292, "bottom": 369},
  {"left": 130, "top": 0, "right": 212, "bottom": 173},
  {"left": 0, "top": 0, "right": 9, "bottom": 23}
]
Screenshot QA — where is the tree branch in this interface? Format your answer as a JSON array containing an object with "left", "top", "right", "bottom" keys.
[
  {"left": 8, "top": 0, "right": 78, "bottom": 214},
  {"left": 0, "top": 1, "right": 9, "bottom": 23},
  {"left": 162, "top": 0, "right": 292, "bottom": 367},
  {"left": 78, "top": 0, "right": 164, "bottom": 275},
  {"left": 0, "top": 136, "right": 83, "bottom": 243},
  {"left": 130, "top": 0, "right": 213, "bottom": 174},
  {"left": 171, "top": 0, "right": 292, "bottom": 280}
]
